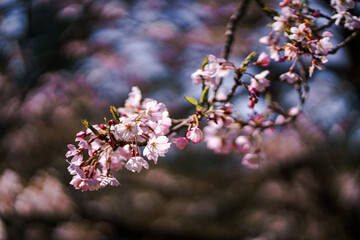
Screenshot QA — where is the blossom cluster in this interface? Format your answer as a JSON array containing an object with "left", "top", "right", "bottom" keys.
[
  {"left": 261, "top": 1, "right": 336, "bottom": 79},
  {"left": 180, "top": 0, "right": 360, "bottom": 168},
  {"left": 66, "top": 0, "right": 360, "bottom": 190},
  {"left": 66, "top": 87, "right": 172, "bottom": 191},
  {"left": 331, "top": 0, "right": 360, "bottom": 30}
]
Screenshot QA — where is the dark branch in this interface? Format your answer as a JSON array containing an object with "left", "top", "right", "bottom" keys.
[
  {"left": 215, "top": 0, "right": 251, "bottom": 98},
  {"left": 314, "top": 19, "right": 336, "bottom": 32},
  {"left": 221, "top": 0, "right": 252, "bottom": 60},
  {"left": 254, "top": 0, "right": 273, "bottom": 19},
  {"left": 329, "top": 29, "right": 360, "bottom": 54}
]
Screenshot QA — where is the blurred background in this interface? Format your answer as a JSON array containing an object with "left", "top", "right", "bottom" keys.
[{"left": 1, "top": 0, "right": 360, "bottom": 239}]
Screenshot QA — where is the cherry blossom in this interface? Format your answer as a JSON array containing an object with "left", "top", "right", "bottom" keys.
[
  {"left": 65, "top": 0, "right": 360, "bottom": 191},
  {"left": 250, "top": 70, "right": 270, "bottom": 93},
  {"left": 315, "top": 37, "right": 333, "bottom": 55},
  {"left": 288, "top": 23, "right": 310, "bottom": 42},
  {"left": 235, "top": 136, "right": 252, "bottom": 154},
  {"left": 242, "top": 153, "right": 267, "bottom": 169},
  {"left": 280, "top": 71, "right": 301, "bottom": 84},
  {"left": 191, "top": 55, "right": 230, "bottom": 87},
  {"left": 100, "top": 176, "right": 120, "bottom": 187},
  {"left": 143, "top": 136, "right": 171, "bottom": 163},
  {"left": 114, "top": 118, "right": 141, "bottom": 141},
  {"left": 125, "top": 156, "right": 149, "bottom": 173},
  {"left": 65, "top": 144, "right": 83, "bottom": 165},
  {"left": 174, "top": 137, "right": 189, "bottom": 150},
  {"left": 254, "top": 52, "right": 271, "bottom": 67},
  {"left": 66, "top": 86, "right": 172, "bottom": 190},
  {"left": 186, "top": 127, "right": 205, "bottom": 144},
  {"left": 331, "top": 0, "right": 355, "bottom": 11}
]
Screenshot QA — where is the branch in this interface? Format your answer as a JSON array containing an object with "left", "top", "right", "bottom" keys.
[
  {"left": 254, "top": 0, "right": 274, "bottom": 19},
  {"left": 298, "top": 57, "right": 310, "bottom": 110},
  {"left": 314, "top": 18, "right": 336, "bottom": 33},
  {"left": 305, "top": 6, "right": 332, "bottom": 20},
  {"left": 328, "top": 29, "right": 360, "bottom": 54},
  {"left": 215, "top": 0, "right": 251, "bottom": 98},
  {"left": 221, "top": 0, "right": 252, "bottom": 60}
]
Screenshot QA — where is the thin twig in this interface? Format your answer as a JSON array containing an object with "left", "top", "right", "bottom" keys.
[
  {"left": 171, "top": 116, "right": 192, "bottom": 131},
  {"left": 214, "top": 0, "right": 251, "bottom": 99},
  {"left": 216, "top": 80, "right": 244, "bottom": 103},
  {"left": 314, "top": 19, "right": 336, "bottom": 32},
  {"left": 305, "top": 6, "right": 332, "bottom": 20},
  {"left": 298, "top": 57, "right": 309, "bottom": 110},
  {"left": 329, "top": 29, "right": 360, "bottom": 54},
  {"left": 221, "top": 0, "right": 252, "bottom": 60},
  {"left": 254, "top": 0, "right": 273, "bottom": 19}
]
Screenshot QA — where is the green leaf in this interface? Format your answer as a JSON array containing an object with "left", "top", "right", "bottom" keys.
[
  {"left": 285, "top": 28, "right": 292, "bottom": 35},
  {"left": 265, "top": 92, "right": 272, "bottom": 104},
  {"left": 243, "top": 52, "right": 256, "bottom": 66},
  {"left": 240, "top": 52, "right": 256, "bottom": 71},
  {"left": 110, "top": 106, "right": 121, "bottom": 121},
  {"left": 263, "top": 7, "right": 279, "bottom": 17},
  {"left": 201, "top": 55, "right": 209, "bottom": 71},
  {"left": 185, "top": 96, "right": 198, "bottom": 106},
  {"left": 82, "top": 120, "right": 100, "bottom": 136},
  {"left": 199, "top": 86, "right": 210, "bottom": 107}
]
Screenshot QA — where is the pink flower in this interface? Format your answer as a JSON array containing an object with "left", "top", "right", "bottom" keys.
[
  {"left": 309, "top": 56, "right": 328, "bottom": 77},
  {"left": 345, "top": 15, "right": 360, "bottom": 30},
  {"left": 279, "top": 0, "right": 291, "bottom": 7},
  {"left": 174, "top": 137, "right": 189, "bottom": 150},
  {"left": 191, "top": 69, "right": 207, "bottom": 85},
  {"left": 275, "top": 115, "right": 286, "bottom": 125},
  {"left": 272, "top": 16, "right": 288, "bottom": 33},
  {"left": 76, "top": 131, "right": 87, "bottom": 138},
  {"left": 242, "top": 152, "right": 267, "bottom": 169},
  {"left": 259, "top": 35, "right": 271, "bottom": 45},
  {"left": 100, "top": 176, "right": 120, "bottom": 187},
  {"left": 125, "top": 156, "right": 149, "bottom": 173},
  {"left": 279, "top": 71, "right": 301, "bottom": 84},
  {"left": 322, "top": 31, "right": 334, "bottom": 37},
  {"left": 186, "top": 127, "right": 205, "bottom": 144},
  {"left": 203, "top": 121, "right": 234, "bottom": 154},
  {"left": 254, "top": 52, "right": 270, "bottom": 67},
  {"left": 315, "top": 37, "right": 333, "bottom": 55},
  {"left": 288, "top": 23, "right": 310, "bottom": 42},
  {"left": 288, "top": 106, "right": 300, "bottom": 116},
  {"left": 331, "top": 0, "right": 355, "bottom": 11},
  {"left": 191, "top": 55, "right": 230, "bottom": 87},
  {"left": 65, "top": 144, "right": 83, "bottom": 165},
  {"left": 125, "top": 86, "right": 142, "bottom": 108},
  {"left": 235, "top": 136, "right": 252, "bottom": 153},
  {"left": 144, "top": 99, "right": 167, "bottom": 121},
  {"left": 259, "top": 34, "right": 281, "bottom": 61},
  {"left": 332, "top": 11, "right": 348, "bottom": 25},
  {"left": 268, "top": 45, "right": 280, "bottom": 61},
  {"left": 250, "top": 70, "right": 270, "bottom": 93},
  {"left": 143, "top": 136, "right": 171, "bottom": 163},
  {"left": 148, "top": 116, "right": 172, "bottom": 135},
  {"left": 283, "top": 43, "right": 298, "bottom": 60},
  {"left": 114, "top": 118, "right": 141, "bottom": 141},
  {"left": 69, "top": 166, "right": 101, "bottom": 191}
]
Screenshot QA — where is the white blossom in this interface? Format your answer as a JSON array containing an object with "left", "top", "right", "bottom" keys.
[
  {"left": 250, "top": 70, "right": 270, "bottom": 92},
  {"left": 125, "top": 156, "right": 149, "bottom": 173},
  {"left": 143, "top": 136, "right": 171, "bottom": 163}
]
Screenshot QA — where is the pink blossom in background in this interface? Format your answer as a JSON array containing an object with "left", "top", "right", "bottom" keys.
[
  {"left": 186, "top": 127, "right": 205, "bottom": 144},
  {"left": 174, "top": 137, "right": 189, "bottom": 150}
]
